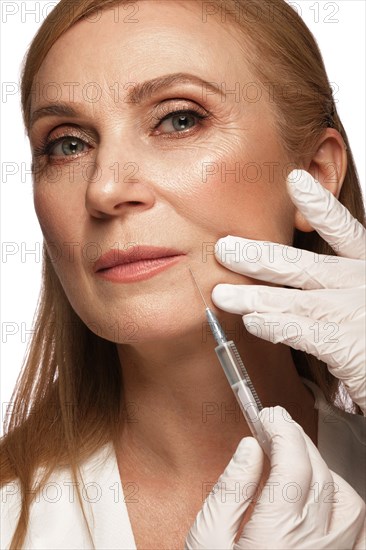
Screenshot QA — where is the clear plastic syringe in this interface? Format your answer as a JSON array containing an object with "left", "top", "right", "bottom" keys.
[{"left": 189, "top": 267, "right": 270, "bottom": 456}]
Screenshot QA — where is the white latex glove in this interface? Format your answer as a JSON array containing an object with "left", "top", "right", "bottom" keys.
[
  {"left": 211, "top": 169, "right": 366, "bottom": 413},
  {"left": 185, "top": 406, "right": 366, "bottom": 549}
]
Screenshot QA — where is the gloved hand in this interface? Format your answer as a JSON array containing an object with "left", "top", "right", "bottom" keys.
[
  {"left": 185, "top": 406, "right": 366, "bottom": 549},
  {"left": 211, "top": 169, "right": 366, "bottom": 414}
]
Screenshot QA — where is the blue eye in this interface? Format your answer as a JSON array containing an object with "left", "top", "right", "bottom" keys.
[
  {"left": 156, "top": 109, "right": 208, "bottom": 135},
  {"left": 159, "top": 111, "right": 204, "bottom": 133},
  {"left": 48, "top": 137, "right": 87, "bottom": 156}
]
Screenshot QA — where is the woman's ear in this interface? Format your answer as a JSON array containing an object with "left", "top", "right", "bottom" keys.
[{"left": 294, "top": 128, "right": 348, "bottom": 232}]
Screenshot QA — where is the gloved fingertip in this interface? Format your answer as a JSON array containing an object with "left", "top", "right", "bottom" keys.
[
  {"left": 218, "top": 436, "right": 263, "bottom": 480},
  {"left": 212, "top": 284, "right": 233, "bottom": 302},
  {"left": 214, "top": 235, "right": 237, "bottom": 264},
  {"left": 286, "top": 169, "right": 314, "bottom": 195},
  {"left": 215, "top": 235, "right": 236, "bottom": 250},
  {"left": 236, "top": 435, "right": 260, "bottom": 454},
  {"left": 259, "top": 405, "right": 296, "bottom": 439},
  {"left": 242, "top": 312, "right": 261, "bottom": 324}
]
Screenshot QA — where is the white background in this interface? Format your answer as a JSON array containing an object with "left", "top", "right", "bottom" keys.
[{"left": 1, "top": 0, "right": 365, "bottom": 434}]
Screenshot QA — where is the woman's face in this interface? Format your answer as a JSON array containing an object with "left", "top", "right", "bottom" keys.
[{"left": 29, "top": 0, "right": 295, "bottom": 344}]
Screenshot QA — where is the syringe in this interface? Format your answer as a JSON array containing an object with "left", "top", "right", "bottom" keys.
[{"left": 189, "top": 266, "right": 270, "bottom": 456}]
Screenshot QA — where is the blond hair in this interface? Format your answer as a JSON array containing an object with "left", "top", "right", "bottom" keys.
[{"left": 2, "top": 1, "right": 365, "bottom": 548}]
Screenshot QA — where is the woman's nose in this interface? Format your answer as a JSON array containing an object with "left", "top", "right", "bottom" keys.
[{"left": 85, "top": 156, "right": 156, "bottom": 219}]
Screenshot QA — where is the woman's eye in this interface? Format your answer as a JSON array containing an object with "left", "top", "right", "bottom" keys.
[
  {"left": 156, "top": 110, "right": 206, "bottom": 134},
  {"left": 35, "top": 108, "right": 208, "bottom": 162},
  {"left": 48, "top": 137, "right": 88, "bottom": 156}
]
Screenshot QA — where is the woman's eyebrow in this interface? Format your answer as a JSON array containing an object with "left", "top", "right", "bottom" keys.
[
  {"left": 29, "top": 73, "right": 224, "bottom": 129},
  {"left": 30, "top": 104, "right": 78, "bottom": 128},
  {"left": 126, "top": 72, "right": 224, "bottom": 103}
]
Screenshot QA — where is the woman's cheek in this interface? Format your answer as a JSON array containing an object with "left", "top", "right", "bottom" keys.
[
  {"left": 190, "top": 162, "right": 289, "bottom": 241},
  {"left": 33, "top": 188, "right": 77, "bottom": 266},
  {"left": 169, "top": 129, "right": 293, "bottom": 241},
  {"left": 33, "top": 190, "right": 56, "bottom": 243}
]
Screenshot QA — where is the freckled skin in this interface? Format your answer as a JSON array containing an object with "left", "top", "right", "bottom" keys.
[{"left": 29, "top": 3, "right": 318, "bottom": 531}]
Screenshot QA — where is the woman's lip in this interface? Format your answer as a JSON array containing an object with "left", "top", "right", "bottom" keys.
[
  {"left": 93, "top": 246, "right": 185, "bottom": 272},
  {"left": 95, "top": 255, "right": 186, "bottom": 283}
]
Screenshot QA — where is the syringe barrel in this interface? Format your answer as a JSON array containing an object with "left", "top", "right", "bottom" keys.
[
  {"left": 215, "top": 341, "right": 263, "bottom": 409},
  {"left": 215, "top": 341, "right": 270, "bottom": 456}
]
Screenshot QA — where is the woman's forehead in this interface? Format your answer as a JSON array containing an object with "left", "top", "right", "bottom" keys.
[{"left": 33, "top": 1, "right": 250, "bottom": 93}]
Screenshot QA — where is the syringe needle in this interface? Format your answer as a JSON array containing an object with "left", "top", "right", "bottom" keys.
[
  {"left": 188, "top": 266, "right": 227, "bottom": 345},
  {"left": 188, "top": 265, "right": 209, "bottom": 308}
]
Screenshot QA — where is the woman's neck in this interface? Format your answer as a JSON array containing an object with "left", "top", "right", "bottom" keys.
[{"left": 115, "top": 330, "right": 318, "bottom": 479}]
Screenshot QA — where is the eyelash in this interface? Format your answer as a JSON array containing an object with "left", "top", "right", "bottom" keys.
[{"left": 33, "top": 105, "right": 210, "bottom": 160}]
